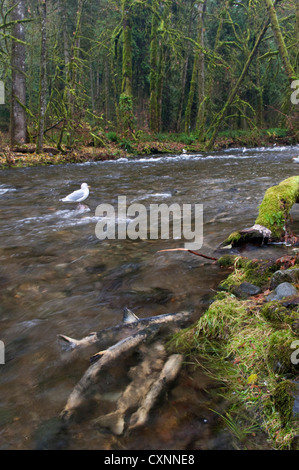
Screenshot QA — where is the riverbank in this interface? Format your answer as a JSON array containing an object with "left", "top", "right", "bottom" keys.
[
  {"left": 0, "top": 127, "right": 297, "bottom": 169},
  {"left": 170, "top": 253, "right": 299, "bottom": 450}
]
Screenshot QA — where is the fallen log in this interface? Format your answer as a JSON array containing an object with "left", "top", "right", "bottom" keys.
[
  {"left": 11, "top": 145, "right": 61, "bottom": 155},
  {"left": 221, "top": 176, "right": 299, "bottom": 248}
]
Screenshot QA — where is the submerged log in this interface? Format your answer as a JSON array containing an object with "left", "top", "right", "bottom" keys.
[{"left": 222, "top": 176, "right": 299, "bottom": 248}]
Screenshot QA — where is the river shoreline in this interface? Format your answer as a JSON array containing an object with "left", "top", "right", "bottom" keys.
[
  {"left": 0, "top": 130, "right": 297, "bottom": 169},
  {"left": 171, "top": 253, "right": 299, "bottom": 450}
]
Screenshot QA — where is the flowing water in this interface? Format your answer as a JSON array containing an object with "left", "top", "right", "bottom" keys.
[{"left": 1, "top": 144, "right": 299, "bottom": 450}]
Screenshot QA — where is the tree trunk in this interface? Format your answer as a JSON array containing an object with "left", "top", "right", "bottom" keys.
[
  {"left": 295, "top": 0, "right": 299, "bottom": 75},
  {"left": 119, "top": 0, "right": 135, "bottom": 133},
  {"left": 176, "top": 5, "right": 193, "bottom": 133},
  {"left": 149, "top": 0, "right": 159, "bottom": 133},
  {"left": 206, "top": 15, "right": 271, "bottom": 150},
  {"left": 184, "top": 0, "right": 206, "bottom": 134},
  {"left": 256, "top": 49, "right": 263, "bottom": 128},
  {"left": 37, "top": 0, "right": 47, "bottom": 154},
  {"left": 10, "top": 0, "right": 27, "bottom": 146},
  {"left": 196, "top": 0, "right": 207, "bottom": 133},
  {"left": 264, "top": 0, "right": 295, "bottom": 82},
  {"left": 121, "top": 0, "right": 133, "bottom": 97},
  {"left": 58, "top": 0, "right": 71, "bottom": 148},
  {"left": 199, "top": 1, "right": 227, "bottom": 138}
]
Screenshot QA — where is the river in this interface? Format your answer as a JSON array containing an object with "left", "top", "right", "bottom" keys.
[{"left": 0, "top": 144, "right": 299, "bottom": 450}]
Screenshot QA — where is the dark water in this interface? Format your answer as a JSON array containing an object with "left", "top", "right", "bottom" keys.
[{"left": 1, "top": 144, "right": 299, "bottom": 450}]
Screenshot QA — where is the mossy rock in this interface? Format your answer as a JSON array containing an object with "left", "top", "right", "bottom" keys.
[
  {"left": 256, "top": 176, "right": 299, "bottom": 238},
  {"left": 267, "top": 330, "right": 298, "bottom": 373},
  {"left": 270, "top": 268, "right": 299, "bottom": 290},
  {"left": 261, "top": 300, "right": 299, "bottom": 334},
  {"left": 273, "top": 380, "right": 298, "bottom": 426},
  {"left": 222, "top": 176, "right": 299, "bottom": 246},
  {"left": 261, "top": 301, "right": 293, "bottom": 323}
]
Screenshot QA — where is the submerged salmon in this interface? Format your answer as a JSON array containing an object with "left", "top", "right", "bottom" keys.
[
  {"left": 58, "top": 308, "right": 191, "bottom": 352},
  {"left": 61, "top": 325, "right": 160, "bottom": 423},
  {"left": 93, "top": 341, "right": 167, "bottom": 435}
]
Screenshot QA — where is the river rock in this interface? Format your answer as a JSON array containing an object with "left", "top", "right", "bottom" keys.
[
  {"left": 232, "top": 282, "right": 261, "bottom": 299},
  {"left": 270, "top": 269, "right": 299, "bottom": 290},
  {"left": 266, "top": 282, "right": 298, "bottom": 302}
]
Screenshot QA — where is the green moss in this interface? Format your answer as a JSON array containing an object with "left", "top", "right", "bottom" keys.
[
  {"left": 222, "top": 231, "right": 242, "bottom": 247},
  {"left": 217, "top": 255, "right": 240, "bottom": 267},
  {"left": 267, "top": 330, "right": 297, "bottom": 374},
  {"left": 222, "top": 176, "right": 299, "bottom": 246},
  {"left": 273, "top": 380, "right": 297, "bottom": 426},
  {"left": 196, "top": 295, "right": 248, "bottom": 340},
  {"left": 255, "top": 176, "right": 299, "bottom": 238},
  {"left": 219, "top": 258, "right": 273, "bottom": 291},
  {"left": 261, "top": 301, "right": 299, "bottom": 331}
]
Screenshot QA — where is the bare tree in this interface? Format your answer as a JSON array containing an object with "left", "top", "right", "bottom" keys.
[{"left": 10, "top": 0, "right": 27, "bottom": 145}]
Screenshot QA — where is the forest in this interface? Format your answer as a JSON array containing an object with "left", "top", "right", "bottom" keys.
[{"left": 0, "top": 0, "right": 298, "bottom": 162}]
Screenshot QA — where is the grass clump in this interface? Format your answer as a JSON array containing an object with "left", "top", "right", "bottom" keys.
[{"left": 218, "top": 256, "right": 275, "bottom": 291}]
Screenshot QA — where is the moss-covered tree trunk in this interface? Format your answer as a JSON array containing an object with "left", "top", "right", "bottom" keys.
[
  {"left": 264, "top": 0, "right": 295, "bottom": 83},
  {"left": 184, "top": 0, "right": 206, "bottom": 134},
  {"left": 256, "top": 49, "right": 264, "bottom": 129},
  {"left": 199, "top": 1, "right": 227, "bottom": 139},
  {"left": 149, "top": 0, "right": 159, "bottom": 134},
  {"left": 119, "top": 0, "right": 135, "bottom": 134},
  {"left": 196, "top": 0, "right": 207, "bottom": 133},
  {"left": 176, "top": 7, "right": 193, "bottom": 133},
  {"left": 222, "top": 176, "right": 299, "bottom": 248},
  {"left": 36, "top": 0, "right": 47, "bottom": 154},
  {"left": 296, "top": 0, "right": 299, "bottom": 76},
  {"left": 206, "top": 14, "right": 271, "bottom": 150}
]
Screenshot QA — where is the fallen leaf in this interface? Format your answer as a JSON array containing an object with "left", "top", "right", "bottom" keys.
[{"left": 247, "top": 373, "right": 258, "bottom": 384}]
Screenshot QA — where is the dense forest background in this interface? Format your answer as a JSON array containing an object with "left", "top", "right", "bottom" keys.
[{"left": 0, "top": 0, "right": 298, "bottom": 154}]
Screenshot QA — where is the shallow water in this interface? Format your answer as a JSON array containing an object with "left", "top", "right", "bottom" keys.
[{"left": 1, "top": 144, "right": 299, "bottom": 450}]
